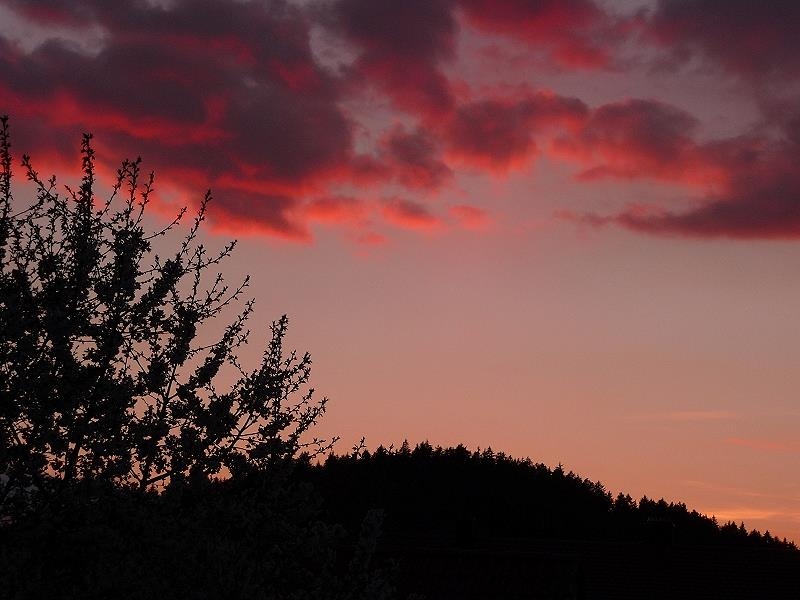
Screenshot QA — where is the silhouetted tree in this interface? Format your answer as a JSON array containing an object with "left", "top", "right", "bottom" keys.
[
  {"left": 0, "top": 115, "right": 335, "bottom": 513},
  {"left": 0, "top": 117, "right": 394, "bottom": 600}
]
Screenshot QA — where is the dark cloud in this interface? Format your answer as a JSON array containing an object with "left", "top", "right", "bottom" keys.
[
  {"left": 648, "top": 0, "right": 800, "bottom": 78},
  {"left": 610, "top": 143, "right": 800, "bottom": 239},
  {"left": 445, "top": 92, "right": 588, "bottom": 170},
  {"left": 560, "top": 111, "right": 800, "bottom": 239},
  {"left": 5, "top": 0, "right": 799, "bottom": 243},
  {"left": 446, "top": 100, "right": 536, "bottom": 169},
  {"left": 554, "top": 99, "right": 703, "bottom": 181},
  {"left": 5, "top": 0, "right": 315, "bottom": 67},
  {"left": 615, "top": 189, "right": 800, "bottom": 239},
  {"left": 0, "top": 0, "right": 355, "bottom": 239},
  {"left": 207, "top": 189, "right": 310, "bottom": 240},
  {"left": 458, "top": 0, "right": 614, "bottom": 68},
  {"left": 222, "top": 85, "right": 350, "bottom": 180},
  {"left": 321, "top": 0, "right": 457, "bottom": 116},
  {"left": 382, "top": 126, "right": 452, "bottom": 190},
  {"left": 0, "top": 0, "right": 94, "bottom": 25}
]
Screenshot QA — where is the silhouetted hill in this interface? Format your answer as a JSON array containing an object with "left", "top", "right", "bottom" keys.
[
  {"left": 301, "top": 442, "right": 800, "bottom": 599},
  {"left": 5, "top": 442, "right": 799, "bottom": 599}
]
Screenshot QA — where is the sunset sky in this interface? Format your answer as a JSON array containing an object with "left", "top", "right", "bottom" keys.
[{"left": 2, "top": 0, "right": 800, "bottom": 542}]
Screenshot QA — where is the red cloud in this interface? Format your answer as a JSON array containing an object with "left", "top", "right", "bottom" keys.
[
  {"left": 458, "top": 0, "right": 614, "bottom": 69},
  {"left": 445, "top": 91, "right": 588, "bottom": 171},
  {"left": 559, "top": 112, "right": 800, "bottom": 239},
  {"left": 607, "top": 179, "right": 800, "bottom": 240},
  {"left": 303, "top": 196, "right": 386, "bottom": 244},
  {"left": 554, "top": 100, "right": 708, "bottom": 180},
  {"left": 382, "top": 198, "right": 443, "bottom": 231},
  {"left": 446, "top": 100, "right": 537, "bottom": 170},
  {"left": 304, "top": 196, "right": 369, "bottom": 225},
  {"left": 6, "top": 0, "right": 799, "bottom": 244},
  {"left": 0, "top": 0, "right": 475, "bottom": 242},
  {"left": 205, "top": 190, "right": 310, "bottom": 242},
  {"left": 0, "top": 1, "right": 359, "bottom": 240}
]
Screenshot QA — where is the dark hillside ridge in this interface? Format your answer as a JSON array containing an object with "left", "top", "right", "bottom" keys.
[
  {"left": 302, "top": 442, "right": 800, "bottom": 599},
  {"left": 4, "top": 442, "right": 797, "bottom": 599}
]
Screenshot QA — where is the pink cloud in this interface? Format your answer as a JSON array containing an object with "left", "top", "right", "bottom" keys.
[
  {"left": 382, "top": 198, "right": 444, "bottom": 231},
  {"left": 727, "top": 438, "right": 800, "bottom": 454},
  {"left": 449, "top": 204, "right": 490, "bottom": 230}
]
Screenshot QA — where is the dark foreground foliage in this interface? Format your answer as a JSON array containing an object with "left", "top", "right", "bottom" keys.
[
  {"left": 1, "top": 463, "right": 395, "bottom": 600},
  {"left": 303, "top": 442, "right": 800, "bottom": 599}
]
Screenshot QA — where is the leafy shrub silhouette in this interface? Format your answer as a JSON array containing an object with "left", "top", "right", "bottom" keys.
[
  {"left": 0, "top": 115, "right": 334, "bottom": 509},
  {"left": 0, "top": 117, "right": 392, "bottom": 600}
]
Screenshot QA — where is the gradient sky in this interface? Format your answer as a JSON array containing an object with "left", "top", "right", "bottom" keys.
[{"left": 2, "top": 0, "right": 800, "bottom": 542}]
